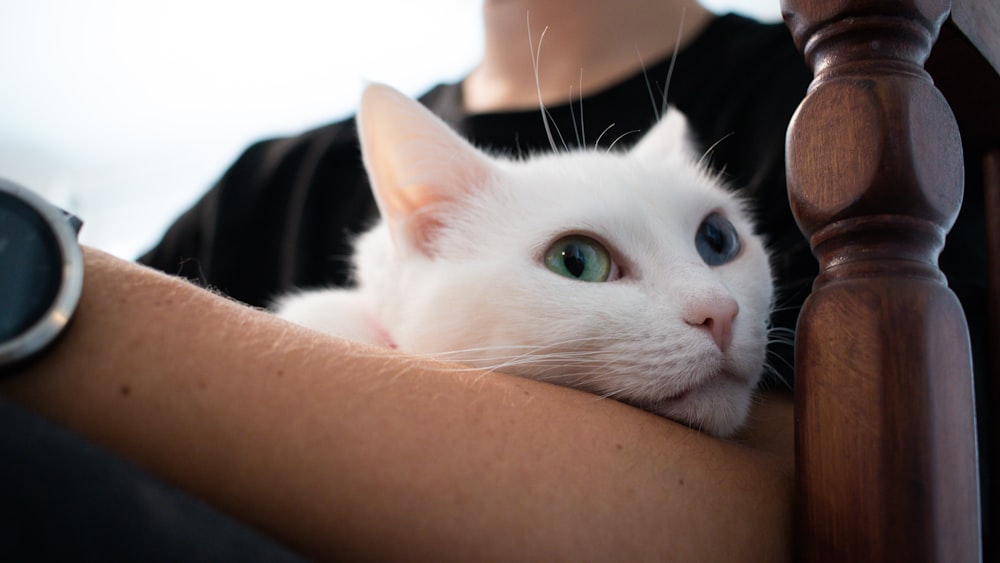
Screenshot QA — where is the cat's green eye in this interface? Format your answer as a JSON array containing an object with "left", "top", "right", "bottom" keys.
[{"left": 544, "top": 235, "right": 612, "bottom": 282}]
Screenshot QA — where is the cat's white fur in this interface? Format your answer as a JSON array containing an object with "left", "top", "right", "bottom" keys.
[{"left": 274, "top": 83, "right": 774, "bottom": 437}]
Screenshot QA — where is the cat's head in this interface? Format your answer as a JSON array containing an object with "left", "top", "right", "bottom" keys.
[{"left": 354, "top": 83, "right": 774, "bottom": 437}]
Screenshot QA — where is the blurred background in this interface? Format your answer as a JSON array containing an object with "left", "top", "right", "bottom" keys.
[{"left": 0, "top": 0, "right": 781, "bottom": 259}]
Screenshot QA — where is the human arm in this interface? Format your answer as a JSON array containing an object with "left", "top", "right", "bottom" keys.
[{"left": 0, "top": 247, "right": 792, "bottom": 561}]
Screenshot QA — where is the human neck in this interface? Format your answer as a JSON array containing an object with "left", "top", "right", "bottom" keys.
[{"left": 463, "top": 0, "right": 714, "bottom": 113}]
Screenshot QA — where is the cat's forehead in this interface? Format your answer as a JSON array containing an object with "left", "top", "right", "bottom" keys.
[
  {"left": 497, "top": 150, "right": 741, "bottom": 225},
  {"left": 447, "top": 150, "right": 757, "bottom": 272}
]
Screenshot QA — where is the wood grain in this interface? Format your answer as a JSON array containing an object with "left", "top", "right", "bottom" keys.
[{"left": 780, "top": 0, "right": 982, "bottom": 560}]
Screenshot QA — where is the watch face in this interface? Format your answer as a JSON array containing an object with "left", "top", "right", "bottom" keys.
[{"left": 0, "top": 191, "right": 63, "bottom": 341}]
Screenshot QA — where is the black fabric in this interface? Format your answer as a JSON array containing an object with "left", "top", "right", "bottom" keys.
[{"left": 0, "top": 397, "right": 306, "bottom": 562}]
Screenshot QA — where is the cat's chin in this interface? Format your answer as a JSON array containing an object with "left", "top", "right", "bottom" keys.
[{"left": 645, "top": 374, "right": 755, "bottom": 438}]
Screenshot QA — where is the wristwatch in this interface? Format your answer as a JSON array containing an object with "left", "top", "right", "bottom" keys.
[{"left": 0, "top": 177, "right": 84, "bottom": 370}]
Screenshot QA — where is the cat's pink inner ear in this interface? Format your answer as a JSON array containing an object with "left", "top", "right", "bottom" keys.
[
  {"left": 380, "top": 183, "right": 447, "bottom": 252},
  {"left": 379, "top": 183, "right": 438, "bottom": 218},
  {"left": 357, "top": 83, "right": 493, "bottom": 255},
  {"left": 384, "top": 179, "right": 479, "bottom": 256}
]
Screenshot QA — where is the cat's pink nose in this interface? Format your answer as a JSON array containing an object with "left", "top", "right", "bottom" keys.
[{"left": 685, "top": 296, "right": 738, "bottom": 352}]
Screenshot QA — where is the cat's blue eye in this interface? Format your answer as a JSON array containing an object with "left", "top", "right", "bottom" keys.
[
  {"left": 695, "top": 212, "right": 741, "bottom": 266},
  {"left": 544, "top": 235, "right": 612, "bottom": 282}
]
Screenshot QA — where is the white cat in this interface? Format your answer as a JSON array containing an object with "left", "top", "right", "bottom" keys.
[{"left": 274, "top": 83, "right": 774, "bottom": 438}]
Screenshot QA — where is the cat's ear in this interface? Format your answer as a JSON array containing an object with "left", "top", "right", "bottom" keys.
[
  {"left": 357, "top": 83, "right": 493, "bottom": 255},
  {"left": 630, "top": 105, "right": 698, "bottom": 162}
]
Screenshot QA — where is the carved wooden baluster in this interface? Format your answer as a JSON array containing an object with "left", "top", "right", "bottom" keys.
[{"left": 780, "top": 1, "right": 981, "bottom": 561}]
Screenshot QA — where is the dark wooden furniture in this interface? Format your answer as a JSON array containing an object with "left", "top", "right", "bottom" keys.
[{"left": 779, "top": 0, "right": 998, "bottom": 560}]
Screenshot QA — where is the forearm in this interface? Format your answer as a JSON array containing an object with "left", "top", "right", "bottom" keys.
[{"left": 1, "top": 247, "right": 792, "bottom": 561}]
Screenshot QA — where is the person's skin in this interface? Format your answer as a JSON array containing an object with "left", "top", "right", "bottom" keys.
[
  {"left": 2, "top": 1, "right": 796, "bottom": 559},
  {"left": 2, "top": 248, "right": 793, "bottom": 560},
  {"left": 463, "top": 0, "right": 713, "bottom": 112}
]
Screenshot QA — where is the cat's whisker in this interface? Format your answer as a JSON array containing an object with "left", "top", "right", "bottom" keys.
[
  {"left": 763, "top": 357, "right": 794, "bottom": 392},
  {"left": 768, "top": 289, "right": 811, "bottom": 315},
  {"left": 430, "top": 342, "right": 633, "bottom": 377},
  {"left": 487, "top": 353, "right": 622, "bottom": 373},
  {"left": 767, "top": 326, "right": 796, "bottom": 337},
  {"left": 767, "top": 304, "right": 804, "bottom": 314},
  {"left": 761, "top": 362, "right": 793, "bottom": 391},
  {"left": 607, "top": 130, "right": 641, "bottom": 153},
  {"left": 578, "top": 68, "right": 586, "bottom": 147},
  {"left": 595, "top": 386, "right": 639, "bottom": 403},
  {"left": 660, "top": 7, "right": 686, "bottom": 119},
  {"left": 569, "top": 84, "right": 581, "bottom": 148},
  {"left": 417, "top": 345, "right": 539, "bottom": 359},
  {"left": 531, "top": 366, "right": 619, "bottom": 385},
  {"left": 527, "top": 12, "right": 560, "bottom": 153},
  {"left": 765, "top": 348, "right": 793, "bottom": 367},
  {"left": 473, "top": 358, "right": 600, "bottom": 374},
  {"left": 636, "top": 46, "right": 660, "bottom": 122},
  {"left": 413, "top": 336, "right": 623, "bottom": 359},
  {"left": 767, "top": 327, "right": 796, "bottom": 347},
  {"left": 593, "top": 123, "right": 617, "bottom": 150},
  {"left": 696, "top": 132, "right": 735, "bottom": 170},
  {"left": 544, "top": 107, "right": 570, "bottom": 151},
  {"left": 426, "top": 346, "right": 618, "bottom": 372}
]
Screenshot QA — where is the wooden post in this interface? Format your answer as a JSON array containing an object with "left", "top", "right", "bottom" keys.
[
  {"left": 986, "top": 149, "right": 1000, "bottom": 562},
  {"left": 780, "top": 0, "right": 982, "bottom": 561},
  {"left": 987, "top": 150, "right": 1000, "bottom": 384}
]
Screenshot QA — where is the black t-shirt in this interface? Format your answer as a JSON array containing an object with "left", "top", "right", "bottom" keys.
[{"left": 138, "top": 13, "right": 987, "bottom": 389}]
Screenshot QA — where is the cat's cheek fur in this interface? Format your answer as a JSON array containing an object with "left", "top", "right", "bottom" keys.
[{"left": 655, "top": 378, "right": 755, "bottom": 438}]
